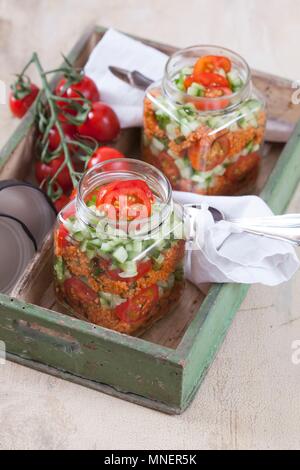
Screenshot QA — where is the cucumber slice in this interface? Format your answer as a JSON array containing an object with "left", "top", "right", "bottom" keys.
[
  {"left": 166, "top": 123, "right": 179, "bottom": 140},
  {"left": 152, "top": 137, "right": 165, "bottom": 152},
  {"left": 112, "top": 246, "right": 128, "bottom": 264},
  {"left": 246, "top": 99, "right": 261, "bottom": 112},
  {"left": 187, "top": 82, "right": 205, "bottom": 97},
  {"left": 227, "top": 70, "right": 243, "bottom": 91},
  {"left": 132, "top": 240, "right": 143, "bottom": 253}
]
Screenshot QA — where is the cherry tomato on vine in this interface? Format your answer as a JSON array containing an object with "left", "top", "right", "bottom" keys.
[
  {"left": 114, "top": 285, "right": 159, "bottom": 323},
  {"left": 9, "top": 83, "right": 39, "bottom": 118},
  {"left": 54, "top": 194, "right": 70, "bottom": 212},
  {"left": 78, "top": 102, "right": 120, "bottom": 142},
  {"left": 87, "top": 147, "right": 127, "bottom": 170},
  {"left": 35, "top": 155, "right": 73, "bottom": 192},
  {"left": 48, "top": 123, "right": 77, "bottom": 151},
  {"left": 55, "top": 75, "right": 100, "bottom": 113}
]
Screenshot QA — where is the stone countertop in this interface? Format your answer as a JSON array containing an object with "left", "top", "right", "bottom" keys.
[{"left": 0, "top": 0, "right": 300, "bottom": 450}]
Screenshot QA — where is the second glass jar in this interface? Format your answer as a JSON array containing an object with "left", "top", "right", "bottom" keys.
[{"left": 142, "top": 45, "right": 266, "bottom": 195}]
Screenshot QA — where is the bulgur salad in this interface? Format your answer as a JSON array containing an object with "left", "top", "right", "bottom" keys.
[
  {"left": 142, "top": 51, "right": 266, "bottom": 195},
  {"left": 54, "top": 178, "right": 185, "bottom": 335}
]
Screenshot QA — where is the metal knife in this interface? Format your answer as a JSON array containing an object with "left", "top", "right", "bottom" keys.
[{"left": 109, "top": 65, "right": 294, "bottom": 143}]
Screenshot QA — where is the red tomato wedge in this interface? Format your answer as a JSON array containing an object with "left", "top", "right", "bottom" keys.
[
  {"left": 194, "top": 72, "right": 230, "bottom": 88},
  {"left": 64, "top": 278, "right": 98, "bottom": 303},
  {"left": 98, "top": 258, "right": 152, "bottom": 283},
  {"left": 114, "top": 285, "right": 159, "bottom": 323},
  {"left": 194, "top": 55, "right": 232, "bottom": 75}
]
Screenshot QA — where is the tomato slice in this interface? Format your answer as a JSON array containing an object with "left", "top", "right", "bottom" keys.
[
  {"left": 195, "top": 86, "right": 232, "bottom": 111},
  {"left": 159, "top": 152, "right": 180, "bottom": 186},
  {"left": 188, "top": 134, "right": 230, "bottom": 171},
  {"left": 194, "top": 72, "right": 230, "bottom": 88},
  {"left": 55, "top": 224, "right": 69, "bottom": 254},
  {"left": 194, "top": 55, "right": 232, "bottom": 75},
  {"left": 183, "top": 75, "right": 194, "bottom": 90},
  {"left": 225, "top": 152, "right": 260, "bottom": 182},
  {"left": 64, "top": 278, "right": 98, "bottom": 303},
  {"left": 98, "top": 258, "right": 152, "bottom": 283},
  {"left": 96, "top": 180, "right": 154, "bottom": 220},
  {"left": 114, "top": 284, "right": 159, "bottom": 323}
]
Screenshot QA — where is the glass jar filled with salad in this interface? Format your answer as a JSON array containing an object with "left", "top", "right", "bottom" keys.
[
  {"left": 54, "top": 159, "right": 186, "bottom": 335},
  {"left": 142, "top": 46, "right": 266, "bottom": 195}
]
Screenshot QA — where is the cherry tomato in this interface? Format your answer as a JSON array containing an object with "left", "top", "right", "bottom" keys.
[
  {"left": 87, "top": 147, "right": 127, "bottom": 171},
  {"left": 114, "top": 284, "right": 159, "bottom": 323},
  {"left": 48, "top": 123, "right": 76, "bottom": 151},
  {"left": 194, "top": 72, "right": 230, "bottom": 88},
  {"left": 225, "top": 152, "right": 260, "bottom": 182},
  {"left": 55, "top": 75, "right": 100, "bottom": 113},
  {"left": 159, "top": 152, "right": 180, "bottom": 186},
  {"left": 9, "top": 83, "right": 39, "bottom": 118},
  {"left": 78, "top": 102, "right": 120, "bottom": 142},
  {"left": 64, "top": 278, "right": 98, "bottom": 304},
  {"left": 35, "top": 155, "right": 73, "bottom": 192},
  {"left": 54, "top": 194, "right": 69, "bottom": 212},
  {"left": 194, "top": 55, "right": 232, "bottom": 75},
  {"left": 99, "top": 257, "right": 152, "bottom": 283}
]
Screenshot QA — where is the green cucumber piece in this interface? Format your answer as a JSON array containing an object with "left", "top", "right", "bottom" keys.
[
  {"left": 112, "top": 246, "right": 128, "bottom": 264},
  {"left": 54, "top": 257, "right": 65, "bottom": 282},
  {"left": 187, "top": 82, "right": 205, "bottom": 97}
]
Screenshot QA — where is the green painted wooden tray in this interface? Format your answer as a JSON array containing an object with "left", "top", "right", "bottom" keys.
[{"left": 1, "top": 26, "right": 300, "bottom": 414}]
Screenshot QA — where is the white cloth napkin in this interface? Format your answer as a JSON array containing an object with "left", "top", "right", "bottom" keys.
[
  {"left": 174, "top": 191, "right": 299, "bottom": 286},
  {"left": 84, "top": 28, "right": 168, "bottom": 128},
  {"left": 84, "top": 28, "right": 299, "bottom": 286}
]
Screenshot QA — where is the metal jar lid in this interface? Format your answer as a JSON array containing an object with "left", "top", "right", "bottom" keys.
[
  {"left": 0, "top": 214, "right": 36, "bottom": 294},
  {"left": 0, "top": 180, "right": 56, "bottom": 249}
]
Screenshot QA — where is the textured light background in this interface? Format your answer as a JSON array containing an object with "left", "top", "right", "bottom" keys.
[{"left": 0, "top": 0, "right": 300, "bottom": 450}]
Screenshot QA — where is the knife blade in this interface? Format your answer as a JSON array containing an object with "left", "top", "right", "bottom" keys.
[{"left": 109, "top": 65, "right": 294, "bottom": 143}]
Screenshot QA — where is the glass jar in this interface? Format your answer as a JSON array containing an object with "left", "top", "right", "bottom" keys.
[
  {"left": 53, "top": 159, "right": 186, "bottom": 335},
  {"left": 142, "top": 45, "right": 266, "bottom": 195}
]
